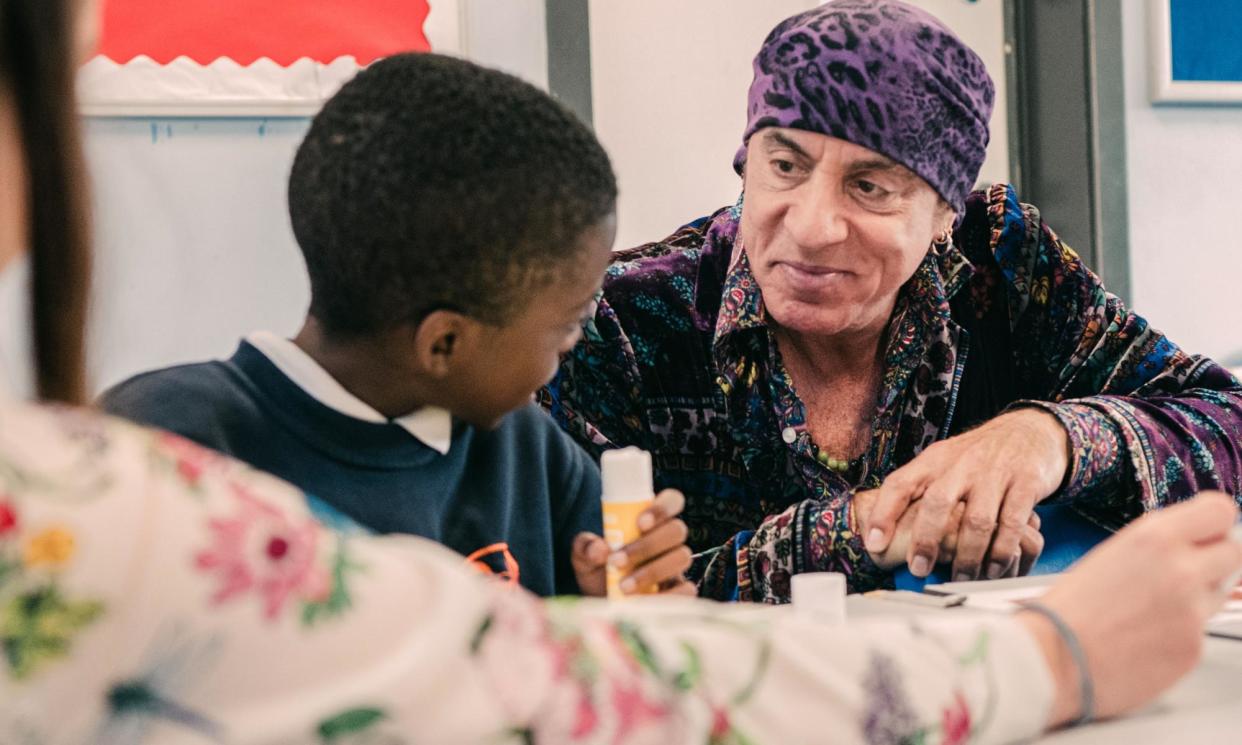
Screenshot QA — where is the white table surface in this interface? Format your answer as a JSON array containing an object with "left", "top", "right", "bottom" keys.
[{"left": 844, "top": 579, "right": 1242, "bottom": 744}]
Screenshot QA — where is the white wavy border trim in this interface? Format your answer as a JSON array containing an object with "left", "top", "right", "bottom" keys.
[
  {"left": 79, "top": 0, "right": 464, "bottom": 117},
  {"left": 78, "top": 55, "right": 363, "bottom": 116}
]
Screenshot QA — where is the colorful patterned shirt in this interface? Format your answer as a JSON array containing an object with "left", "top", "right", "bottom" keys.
[
  {"left": 541, "top": 184, "right": 1242, "bottom": 602},
  {"left": 0, "top": 400, "right": 1056, "bottom": 743}
]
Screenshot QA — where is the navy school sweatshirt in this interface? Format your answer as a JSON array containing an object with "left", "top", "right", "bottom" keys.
[{"left": 100, "top": 340, "right": 602, "bottom": 596}]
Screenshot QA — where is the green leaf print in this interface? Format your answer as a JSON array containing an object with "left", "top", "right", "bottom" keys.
[
  {"left": 672, "top": 642, "right": 701, "bottom": 691},
  {"left": 958, "top": 629, "right": 990, "bottom": 666},
  {"left": 2, "top": 584, "right": 104, "bottom": 680},
  {"left": 711, "top": 729, "right": 761, "bottom": 745},
  {"left": 302, "top": 543, "right": 362, "bottom": 627},
  {"left": 469, "top": 613, "right": 494, "bottom": 655},
  {"left": 616, "top": 620, "right": 663, "bottom": 678},
  {"left": 0, "top": 557, "right": 17, "bottom": 588},
  {"left": 898, "top": 730, "right": 928, "bottom": 745},
  {"left": 317, "top": 708, "right": 389, "bottom": 742}
]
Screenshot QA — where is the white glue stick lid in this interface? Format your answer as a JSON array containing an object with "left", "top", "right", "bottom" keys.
[
  {"left": 791, "top": 572, "right": 846, "bottom": 625},
  {"left": 600, "top": 447, "right": 653, "bottom": 504}
]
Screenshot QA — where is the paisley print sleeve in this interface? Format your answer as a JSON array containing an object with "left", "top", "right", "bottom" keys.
[{"left": 988, "top": 185, "right": 1242, "bottom": 526}]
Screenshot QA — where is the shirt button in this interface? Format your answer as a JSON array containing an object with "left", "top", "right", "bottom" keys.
[{"left": 782, "top": 427, "right": 797, "bottom": 444}]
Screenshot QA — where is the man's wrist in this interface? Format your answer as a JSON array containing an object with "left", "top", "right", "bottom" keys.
[{"left": 1004, "top": 406, "right": 1073, "bottom": 497}]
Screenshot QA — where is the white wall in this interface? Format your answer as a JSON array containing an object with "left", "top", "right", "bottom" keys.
[
  {"left": 1122, "top": 2, "right": 1241, "bottom": 360},
  {"left": 85, "top": 117, "right": 312, "bottom": 392},
  {"left": 591, "top": 0, "right": 1010, "bottom": 252},
  {"left": 0, "top": 256, "right": 32, "bottom": 396},
  {"left": 460, "top": 0, "right": 547, "bottom": 89},
  {"left": 589, "top": 0, "right": 817, "bottom": 251}
]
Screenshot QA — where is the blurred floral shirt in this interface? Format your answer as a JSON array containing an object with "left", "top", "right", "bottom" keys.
[{"left": 0, "top": 399, "right": 1056, "bottom": 743}]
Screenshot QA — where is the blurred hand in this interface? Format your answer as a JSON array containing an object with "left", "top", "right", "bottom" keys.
[
  {"left": 572, "top": 489, "right": 695, "bottom": 597},
  {"left": 855, "top": 489, "right": 1044, "bottom": 575},
  {"left": 864, "top": 409, "right": 1067, "bottom": 581},
  {"left": 1020, "top": 492, "right": 1242, "bottom": 727}
]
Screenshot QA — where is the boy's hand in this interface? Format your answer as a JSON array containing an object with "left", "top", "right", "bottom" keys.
[
  {"left": 571, "top": 489, "right": 696, "bottom": 597},
  {"left": 570, "top": 533, "right": 610, "bottom": 596}
]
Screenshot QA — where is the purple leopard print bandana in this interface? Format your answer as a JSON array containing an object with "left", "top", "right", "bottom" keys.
[{"left": 734, "top": 0, "right": 994, "bottom": 215}]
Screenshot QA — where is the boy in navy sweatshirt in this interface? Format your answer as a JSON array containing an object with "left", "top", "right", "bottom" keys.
[{"left": 101, "top": 53, "right": 692, "bottom": 598}]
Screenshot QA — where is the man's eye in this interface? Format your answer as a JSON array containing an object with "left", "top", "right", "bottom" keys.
[
  {"left": 773, "top": 159, "right": 797, "bottom": 175},
  {"left": 852, "top": 179, "right": 893, "bottom": 201}
]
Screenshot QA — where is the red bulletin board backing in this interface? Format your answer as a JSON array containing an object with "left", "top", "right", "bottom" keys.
[{"left": 98, "top": 0, "right": 431, "bottom": 66}]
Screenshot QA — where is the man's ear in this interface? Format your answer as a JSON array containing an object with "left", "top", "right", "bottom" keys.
[
  {"left": 939, "top": 201, "right": 958, "bottom": 237},
  {"left": 411, "top": 310, "right": 482, "bottom": 378}
]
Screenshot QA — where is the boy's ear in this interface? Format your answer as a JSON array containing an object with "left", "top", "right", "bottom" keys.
[{"left": 411, "top": 310, "right": 483, "bottom": 378}]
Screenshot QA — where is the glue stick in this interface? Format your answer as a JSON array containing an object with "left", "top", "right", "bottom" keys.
[{"left": 601, "top": 447, "right": 655, "bottom": 599}]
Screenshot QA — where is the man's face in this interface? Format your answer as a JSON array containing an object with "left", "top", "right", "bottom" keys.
[{"left": 740, "top": 128, "right": 952, "bottom": 339}]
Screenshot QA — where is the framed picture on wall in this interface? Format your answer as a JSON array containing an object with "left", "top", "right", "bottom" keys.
[
  {"left": 1149, "top": 0, "right": 1242, "bottom": 104},
  {"left": 79, "top": 0, "right": 462, "bottom": 116}
]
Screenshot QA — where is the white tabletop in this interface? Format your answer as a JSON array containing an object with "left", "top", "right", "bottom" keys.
[{"left": 845, "top": 583, "right": 1242, "bottom": 744}]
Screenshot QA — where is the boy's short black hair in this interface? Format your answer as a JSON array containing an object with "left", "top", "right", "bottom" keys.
[{"left": 288, "top": 53, "right": 617, "bottom": 337}]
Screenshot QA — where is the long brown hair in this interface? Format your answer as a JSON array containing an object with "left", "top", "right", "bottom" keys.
[{"left": 0, "top": 0, "right": 91, "bottom": 404}]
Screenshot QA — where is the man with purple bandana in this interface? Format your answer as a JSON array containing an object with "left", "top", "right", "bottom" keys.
[{"left": 541, "top": 0, "right": 1242, "bottom": 601}]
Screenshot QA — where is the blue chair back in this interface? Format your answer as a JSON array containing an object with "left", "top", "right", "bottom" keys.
[{"left": 893, "top": 503, "right": 1112, "bottom": 590}]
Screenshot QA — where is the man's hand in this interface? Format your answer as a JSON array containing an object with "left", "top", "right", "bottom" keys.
[
  {"left": 572, "top": 489, "right": 695, "bottom": 597},
  {"left": 862, "top": 409, "right": 1067, "bottom": 580},
  {"left": 855, "top": 489, "right": 1044, "bottom": 574}
]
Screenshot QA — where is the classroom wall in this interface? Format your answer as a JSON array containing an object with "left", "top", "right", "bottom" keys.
[
  {"left": 0, "top": 256, "right": 31, "bottom": 396},
  {"left": 1121, "top": 2, "right": 1241, "bottom": 361},
  {"left": 588, "top": 0, "right": 817, "bottom": 252},
  {"left": 84, "top": 117, "right": 312, "bottom": 393}
]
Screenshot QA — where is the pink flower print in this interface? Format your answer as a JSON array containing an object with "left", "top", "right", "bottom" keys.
[
  {"left": 609, "top": 679, "right": 671, "bottom": 745},
  {"left": 941, "top": 691, "right": 971, "bottom": 745},
  {"left": 157, "top": 432, "right": 219, "bottom": 486},
  {"left": 570, "top": 686, "right": 599, "bottom": 738},
  {"left": 299, "top": 564, "right": 333, "bottom": 604},
  {"left": 195, "top": 485, "right": 320, "bottom": 620},
  {"left": 530, "top": 678, "right": 600, "bottom": 742},
  {"left": 0, "top": 499, "right": 17, "bottom": 537},
  {"left": 474, "top": 590, "right": 563, "bottom": 723}
]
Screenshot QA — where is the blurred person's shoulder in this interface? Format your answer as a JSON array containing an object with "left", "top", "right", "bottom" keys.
[
  {"left": 97, "top": 355, "right": 260, "bottom": 452},
  {"left": 0, "top": 398, "right": 206, "bottom": 493}
]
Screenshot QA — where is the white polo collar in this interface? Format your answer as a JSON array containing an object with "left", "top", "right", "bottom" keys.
[{"left": 245, "top": 331, "right": 452, "bottom": 455}]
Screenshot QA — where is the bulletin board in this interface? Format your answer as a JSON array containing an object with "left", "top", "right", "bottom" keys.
[
  {"left": 80, "top": 0, "right": 462, "bottom": 116},
  {"left": 1149, "top": 0, "right": 1242, "bottom": 104}
]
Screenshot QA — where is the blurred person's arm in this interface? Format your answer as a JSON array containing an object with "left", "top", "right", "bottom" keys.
[
  {"left": 4, "top": 402, "right": 1237, "bottom": 743},
  {"left": 0, "top": 403, "right": 1052, "bottom": 743}
]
